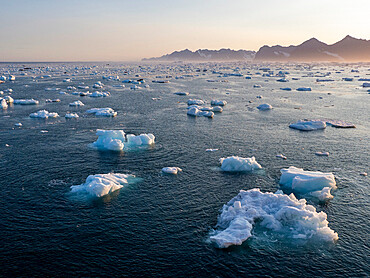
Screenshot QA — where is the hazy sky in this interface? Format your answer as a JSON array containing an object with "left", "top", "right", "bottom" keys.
[{"left": 0, "top": 0, "right": 369, "bottom": 61}]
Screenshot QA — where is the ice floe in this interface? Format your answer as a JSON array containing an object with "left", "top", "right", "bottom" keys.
[
  {"left": 86, "top": 108, "right": 117, "bottom": 117},
  {"left": 289, "top": 120, "right": 326, "bottom": 131},
  {"left": 70, "top": 173, "right": 136, "bottom": 197},
  {"left": 279, "top": 166, "right": 336, "bottom": 201},
  {"left": 297, "top": 87, "right": 312, "bottom": 91},
  {"left": 69, "top": 100, "right": 84, "bottom": 107},
  {"left": 209, "top": 188, "right": 338, "bottom": 248},
  {"left": 188, "top": 99, "right": 204, "bottom": 105},
  {"left": 30, "top": 110, "right": 59, "bottom": 119},
  {"left": 219, "top": 156, "right": 262, "bottom": 172},
  {"left": 91, "top": 129, "right": 155, "bottom": 151},
  {"left": 187, "top": 106, "right": 214, "bottom": 118},
  {"left": 211, "top": 100, "right": 227, "bottom": 106},
  {"left": 14, "top": 99, "right": 39, "bottom": 105},
  {"left": 65, "top": 113, "right": 79, "bottom": 119},
  {"left": 162, "top": 167, "right": 182, "bottom": 174},
  {"left": 257, "top": 103, "right": 273, "bottom": 111}
]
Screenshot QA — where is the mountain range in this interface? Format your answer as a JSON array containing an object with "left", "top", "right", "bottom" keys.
[{"left": 143, "top": 36, "right": 370, "bottom": 62}]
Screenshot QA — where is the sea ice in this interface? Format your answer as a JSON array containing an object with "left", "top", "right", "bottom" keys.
[
  {"left": 70, "top": 173, "right": 135, "bottom": 197},
  {"left": 65, "top": 113, "right": 79, "bottom": 119},
  {"left": 289, "top": 120, "right": 326, "bottom": 131},
  {"left": 86, "top": 108, "right": 117, "bottom": 117},
  {"left": 187, "top": 107, "right": 214, "bottom": 118},
  {"left": 91, "top": 129, "right": 155, "bottom": 151},
  {"left": 162, "top": 167, "right": 182, "bottom": 174},
  {"left": 69, "top": 100, "right": 84, "bottom": 107},
  {"left": 29, "top": 110, "right": 59, "bottom": 119},
  {"left": 209, "top": 188, "right": 338, "bottom": 248},
  {"left": 211, "top": 100, "right": 227, "bottom": 106},
  {"left": 297, "top": 87, "right": 312, "bottom": 91},
  {"left": 188, "top": 99, "right": 204, "bottom": 105},
  {"left": 315, "top": 152, "right": 329, "bottom": 156},
  {"left": 14, "top": 99, "right": 39, "bottom": 105},
  {"left": 279, "top": 166, "right": 336, "bottom": 200},
  {"left": 219, "top": 156, "right": 262, "bottom": 172},
  {"left": 257, "top": 103, "right": 273, "bottom": 110}
]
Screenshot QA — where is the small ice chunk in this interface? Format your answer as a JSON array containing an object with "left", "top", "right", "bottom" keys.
[
  {"left": 30, "top": 110, "right": 59, "bottom": 119},
  {"left": 14, "top": 99, "right": 39, "bottom": 105},
  {"left": 69, "top": 100, "right": 84, "bottom": 107},
  {"left": 206, "top": 148, "right": 219, "bottom": 152},
  {"left": 257, "top": 103, "right": 272, "bottom": 110},
  {"left": 297, "top": 87, "right": 312, "bottom": 91},
  {"left": 0, "top": 99, "right": 8, "bottom": 109},
  {"left": 289, "top": 120, "right": 326, "bottom": 131},
  {"left": 174, "top": 92, "right": 189, "bottom": 96},
  {"left": 360, "top": 172, "right": 367, "bottom": 176},
  {"left": 187, "top": 107, "right": 214, "bottom": 118},
  {"left": 65, "top": 113, "right": 79, "bottom": 119},
  {"left": 86, "top": 108, "right": 117, "bottom": 117},
  {"left": 211, "top": 100, "right": 227, "bottom": 106},
  {"left": 90, "top": 91, "right": 110, "bottom": 98},
  {"left": 219, "top": 156, "right": 262, "bottom": 172},
  {"left": 315, "top": 152, "right": 329, "bottom": 156},
  {"left": 276, "top": 154, "right": 287, "bottom": 160},
  {"left": 188, "top": 99, "right": 204, "bottom": 105},
  {"left": 70, "top": 173, "right": 135, "bottom": 197},
  {"left": 14, "top": 122, "right": 22, "bottom": 126},
  {"left": 162, "top": 167, "right": 182, "bottom": 174}
]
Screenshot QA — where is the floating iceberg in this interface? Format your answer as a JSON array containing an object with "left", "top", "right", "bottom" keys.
[
  {"left": 257, "top": 103, "right": 273, "bottom": 111},
  {"left": 0, "top": 99, "right": 8, "bottom": 109},
  {"left": 86, "top": 108, "right": 117, "bottom": 117},
  {"left": 279, "top": 166, "right": 336, "bottom": 201},
  {"left": 30, "top": 110, "right": 59, "bottom": 119},
  {"left": 70, "top": 173, "right": 136, "bottom": 197},
  {"left": 289, "top": 120, "right": 326, "bottom": 131},
  {"left": 162, "top": 167, "right": 182, "bottom": 174},
  {"left": 211, "top": 100, "right": 227, "bottom": 106},
  {"left": 65, "top": 113, "right": 79, "bottom": 119},
  {"left": 219, "top": 156, "right": 262, "bottom": 172},
  {"left": 297, "top": 87, "right": 312, "bottom": 91},
  {"left": 69, "top": 100, "right": 84, "bottom": 107},
  {"left": 188, "top": 99, "right": 204, "bottom": 105},
  {"left": 14, "top": 99, "right": 39, "bottom": 105},
  {"left": 3, "top": 96, "right": 14, "bottom": 103},
  {"left": 209, "top": 188, "right": 338, "bottom": 248},
  {"left": 315, "top": 152, "right": 329, "bottom": 156},
  {"left": 91, "top": 129, "right": 155, "bottom": 151},
  {"left": 187, "top": 107, "right": 214, "bottom": 118},
  {"left": 90, "top": 91, "right": 110, "bottom": 98},
  {"left": 276, "top": 154, "right": 287, "bottom": 160}
]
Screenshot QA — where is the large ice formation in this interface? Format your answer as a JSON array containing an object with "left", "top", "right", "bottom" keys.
[
  {"left": 70, "top": 173, "right": 135, "bottom": 197},
  {"left": 279, "top": 166, "right": 336, "bottom": 201},
  {"left": 91, "top": 129, "right": 155, "bottom": 151},
  {"left": 209, "top": 188, "right": 338, "bottom": 248},
  {"left": 219, "top": 156, "right": 262, "bottom": 172}
]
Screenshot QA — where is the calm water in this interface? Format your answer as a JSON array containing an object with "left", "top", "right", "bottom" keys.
[{"left": 0, "top": 62, "right": 369, "bottom": 277}]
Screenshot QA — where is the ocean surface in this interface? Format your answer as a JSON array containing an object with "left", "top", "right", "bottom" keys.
[{"left": 0, "top": 62, "right": 369, "bottom": 277}]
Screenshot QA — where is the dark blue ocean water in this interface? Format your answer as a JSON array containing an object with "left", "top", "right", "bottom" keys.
[{"left": 0, "top": 62, "right": 369, "bottom": 277}]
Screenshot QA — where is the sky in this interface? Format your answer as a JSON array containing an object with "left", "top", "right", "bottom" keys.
[{"left": 0, "top": 0, "right": 369, "bottom": 61}]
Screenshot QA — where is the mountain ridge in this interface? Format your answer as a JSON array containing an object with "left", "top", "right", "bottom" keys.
[{"left": 143, "top": 36, "right": 370, "bottom": 62}]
